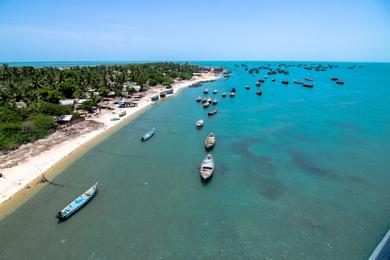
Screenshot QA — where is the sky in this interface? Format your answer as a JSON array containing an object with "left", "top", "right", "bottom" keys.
[{"left": 0, "top": 0, "right": 389, "bottom": 62}]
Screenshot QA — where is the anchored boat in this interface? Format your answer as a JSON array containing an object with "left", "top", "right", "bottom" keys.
[
  {"left": 196, "top": 119, "right": 204, "bottom": 129},
  {"left": 141, "top": 128, "right": 155, "bottom": 142},
  {"left": 56, "top": 182, "right": 98, "bottom": 221},
  {"left": 200, "top": 154, "right": 215, "bottom": 181},
  {"left": 204, "top": 133, "right": 216, "bottom": 150},
  {"left": 208, "top": 109, "right": 217, "bottom": 116}
]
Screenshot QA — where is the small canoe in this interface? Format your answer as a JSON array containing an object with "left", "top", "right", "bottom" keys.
[
  {"left": 208, "top": 109, "right": 217, "bottom": 116},
  {"left": 205, "top": 133, "right": 216, "bottom": 150},
  {"left": 203, "top": 88, "right": 209, "bottom": 94},
  {"left": 200, "top": 154, "right": 215, "bottom": 181},
  {"left": 257, "top": 90, "right": 263, "bottom": 96},
  {"left": 303, "top": 83, "right": 314, "bottom": 88},
  {"left": 56, "top": 182, "right": 98, "bottom": 221},
  {"left": 141, "top": 128, "right": 155, "bottom": 141},
  {"left": 196, "top": 119, "right": 204, "bottom": 129},
  {"left": 231, "top": 88, "right": 236, "bottom": 93},
  {"left": 196, "top": 96, "right": 202, "bottom": 102}
]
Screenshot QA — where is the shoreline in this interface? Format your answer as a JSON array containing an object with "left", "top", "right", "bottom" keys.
[{"left": 0, "top": 72, "right": 220, "bottom": 209}]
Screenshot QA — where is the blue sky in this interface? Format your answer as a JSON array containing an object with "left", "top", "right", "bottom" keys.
[{"left": 0, "top": 0, "right": 389, "bottom": 62}]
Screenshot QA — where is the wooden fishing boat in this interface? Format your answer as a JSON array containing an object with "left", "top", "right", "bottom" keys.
[
  {"left": 293, "top": 80, "right": 303, "bottom": 84},
  {"left": 56, "top": 182, "right": 98, "bottom": 221},
  {"left": 256, "top": 90, "right": 263, "bottom": 96},
  {"left": 331, "top": 77, "right": 338, "bottom": 81},
  {"left": 272, "top": 78, "right": 276, "bottom": 82},
  {"left": 304, "top": 77, "right": 313, "bottom": 81},
  {"left": 245, "top": 85, "right": 250, "bottom": 90},
  {"left": 196, "top": 119, "right": 204, "bottom": 129},
  {"left": 204, "top": 133, "right": 216, "bottom": 150},
  {"left": 203, "top": 101, "right": 210, "bottom": 108},
  {"left": 213, "top": 90, "right": 218, "bottom": 94},
  {"left": 336, "top": 80, "right": 344, "bottom": 85},
  {"left": 141, "top": 128, "right": 155, "bottom": 141},
  {"left": 196, "top": 96, "right": 202, "bottom": 102},
  {"left": 160, "top": 91, "right": 167, "bottom": 98},
  {"left": 118, "top": 110, "right": 126, "bottom": 117},
  {"left": 282, "top": 80, "right": 289, "bottom": 85},
  {"left": 259, "top": 79, "right": 265, "bottom": 83},
  {"left": 200, "top": 154, "right": 214, "bottom": 181},
  {"left": 212, "top": 99, "right": 218, "bottom": 105},
  {"left": 222, "top": 92, "right": 227, "bottom": 97},
  {"left": 203, "top": 88, "right": 209, "bottom": 94},
  {"left": 208, "top": 109, "right": 217, "bottom": 116},
  {"left": 231, "top": 87, "right": 236, "bottom": 93},
  {"left": 230, "top": 92, "right": 235, "bottom": 97},
  {"left": 256, "top": 82, "right": 261, "bottom": 87},
  {"left": 303, "top": 83, "right": 314, "bottom": 88},
  {"left": 202, "top": 97, "right": 208, "bottom": 103}
]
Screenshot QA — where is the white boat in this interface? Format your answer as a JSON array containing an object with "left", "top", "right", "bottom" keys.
[
  {"left": 196, "top": 119, "right": 204, "bottom": 129},
  {"left": 200, "top": 154, "right": 215, "bottom": 181},
  {"left": 212, "top": 99, "right": 218, "bottom": 105},
  {"left": 203, "top": 88, "right": 209, "bottom": 94},
  {"left": 203, "top": 101, "right": 210, "bottom": 108},
  {"left": 118, "top": 110, "right": 126, "bottom": 117},
  {"left": 213, "top": 90, "right": 218, "bottom": 94},
  {"left": 204, "top": 133, "right": 216, "bottom": 150}
]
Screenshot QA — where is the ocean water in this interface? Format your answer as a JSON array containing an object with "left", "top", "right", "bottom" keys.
[{"left": 0, "top": 62, "right": 390, "bottom": 260}]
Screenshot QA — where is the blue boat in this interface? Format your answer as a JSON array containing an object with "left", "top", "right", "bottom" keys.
[
  {"left": 56, "top": 182, "right": 98, "bottom": 221},
  {"left": 151, "top": 95, "right": 159, "bottom": 101},
  {"left": 141, "top": 128, "right": 155, "bottom": 142}
]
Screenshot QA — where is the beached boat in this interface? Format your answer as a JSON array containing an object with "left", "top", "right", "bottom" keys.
[
  {"left": 336, "top": 80, "right": 344, "bottom": 85},
  {"left": 305, "top": 77, "right": 313, "bottom": 81},
  {"left": 303, "top": 83, "right": 314, "bottom": 88},
  {"left": 151, "top": 95, "right": 159, "bottom": 102},
  {"left": 141, "top": 128, "right": 155, "bottom": 142},
  {"left": 110, "top": 114, "right": 120, "bottom": 121},
  {"left": 213, "top": 90, "right": 218, "bottom": 94},
  {"left": 203, "top": 88, "right": 209, "bottom": 94},
  {"left": 203, "top": 101, "right": 210, "bottom": 108},
  {"left": 166, "top": 88, "right": 174, "bottom": 95},
  {"left": 282, "top": 80, "right": 289, "bottom": 85},
  {"left": 118, "top": 110, "right": 126, "bottom": 117},
  {"left": 212, "top": 99, "right": 218, "bottom": 105},
  {"left": 196, "top": 119, "right": 204, "bottom": 129},
  {"left": 256, "top": 90, "right": 263, "bottom": 96},
  {"left": 204, "top": 133, "right": 216, "bottom": 150},
  {"left": 222, "top": 92, "right": 227, "bottom": 97},
  {"left": 56, "top": 182, "right": 98, "bottom": 221},
  {"left": 160, "top": 91, "right": 167, "bottom": 98},
  {"left": 208, "top": 109, "right": 217, "bottom": 116},
  {"left": 200, "top": 154, "right": 215, "bottom": 181},
  {"left": 245, "top": 85, "right": 250, "bottom": 90},
  {"left": 196, "top": 96, "right": 202, "bottom": 102}
]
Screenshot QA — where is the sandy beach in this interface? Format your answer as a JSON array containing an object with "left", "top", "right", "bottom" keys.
[{"left": 0, "top": 72, "right": 220, "bottom": 205}]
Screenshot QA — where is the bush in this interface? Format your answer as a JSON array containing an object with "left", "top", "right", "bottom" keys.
[
  {"left": 79, "top": 100, "right": 95, "bottom": 113},
  {"left": 29, "top": 101, "right": 72, "bottom": 116}
]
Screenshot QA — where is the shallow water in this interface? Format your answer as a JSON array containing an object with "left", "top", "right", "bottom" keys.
[{"left": 0, "top": 62, "right": 390, "bottom": 259}]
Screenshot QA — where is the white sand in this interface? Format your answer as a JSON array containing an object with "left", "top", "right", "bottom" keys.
[{"left": 0, "top": 72, "right": 220, "bottom": 204}]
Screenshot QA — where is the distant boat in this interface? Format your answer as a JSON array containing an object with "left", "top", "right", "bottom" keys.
[
  {"left": 256, "top": 82, "right": 261, "bottom": 87},
  {"left": 141, "top": 128, "right": 155, "bottom": 142},
  {"left": 204, "top": 133, "right": 216, "bottom": 150},
  {"left": 160, "top": 91, "right": 167, "bottom": 98},
  {"left": 331, "top": 77, "right": 338, "bottom": 81},
  {"left": 200, "top": 154, "right": 215, "bottom": 181},
  {"left": 151, "top": 95, "right": 159, "bottom": 102},
  {"left": 203, "top": 88, "right": 209, "bottom": 94},
  {"left": 258, "top": 79, "right": 265, "bottom": 83},
  {"left": 282, "top": 80, "right": 289, "bottom": 85},
  {"left": 303, "top": 83, "right": 314, "bottom": 88},
  {"left": 196, "top": 119, "right": 204, "bottom": 129},
  {"left": 293, "top": 80, "right": 303, "bottom": 84},
  {"left": 213, "top": 90, "right": 218, "bottom": 94},
  {"left": 202, "top": 97, "right": 208, "bottom": 103},
  {"left": 304, "top": 77, "right": 313, "bottom": 81},
  {"left": 111, "top": 114, "right": 120, "bottom": 121},
  {"left": 56, "top": 182, "right": 98, "bottom": 221},
  {"left": 221, "top": 92, "right": 227, "bottom": 97},
  {"left": 203, "top": 101, "right": 210, "bottom": 108},
  {"left": 207, "top": 97, "right": 212, "bottom": 103},
  {"left": 208, "top": 109, "right": 217, "bottom": 116},
  {"left": 256, "top": 90, "right": 263, "bottom": 96},
  {"left": 118, "top": 110, "right": 126, "bottom": 117},
  {"left": 336, "top": 80, "right": 344, "bottom": 85},
  {"left": 166, "top": 88, "right": 174, "bottom": 95},
  {"left": 231, "top": 87, "right": 236, "bottom": 93},
  {"left": 272, "top": 78, "right": 276, "bottom": 82},
  {"left": 230, "top": 92, "right": 235, "bottom": 97},
  {"left": 196, "top": 96, "right": 201, "bottom": 102},
  {"left": 245, "top": 85, "right": 250, "bottom": 90}
]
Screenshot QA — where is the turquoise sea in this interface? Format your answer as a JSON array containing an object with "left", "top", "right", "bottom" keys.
[{"left": 0, "top": 61, "right": 390, "bottom": 259}]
